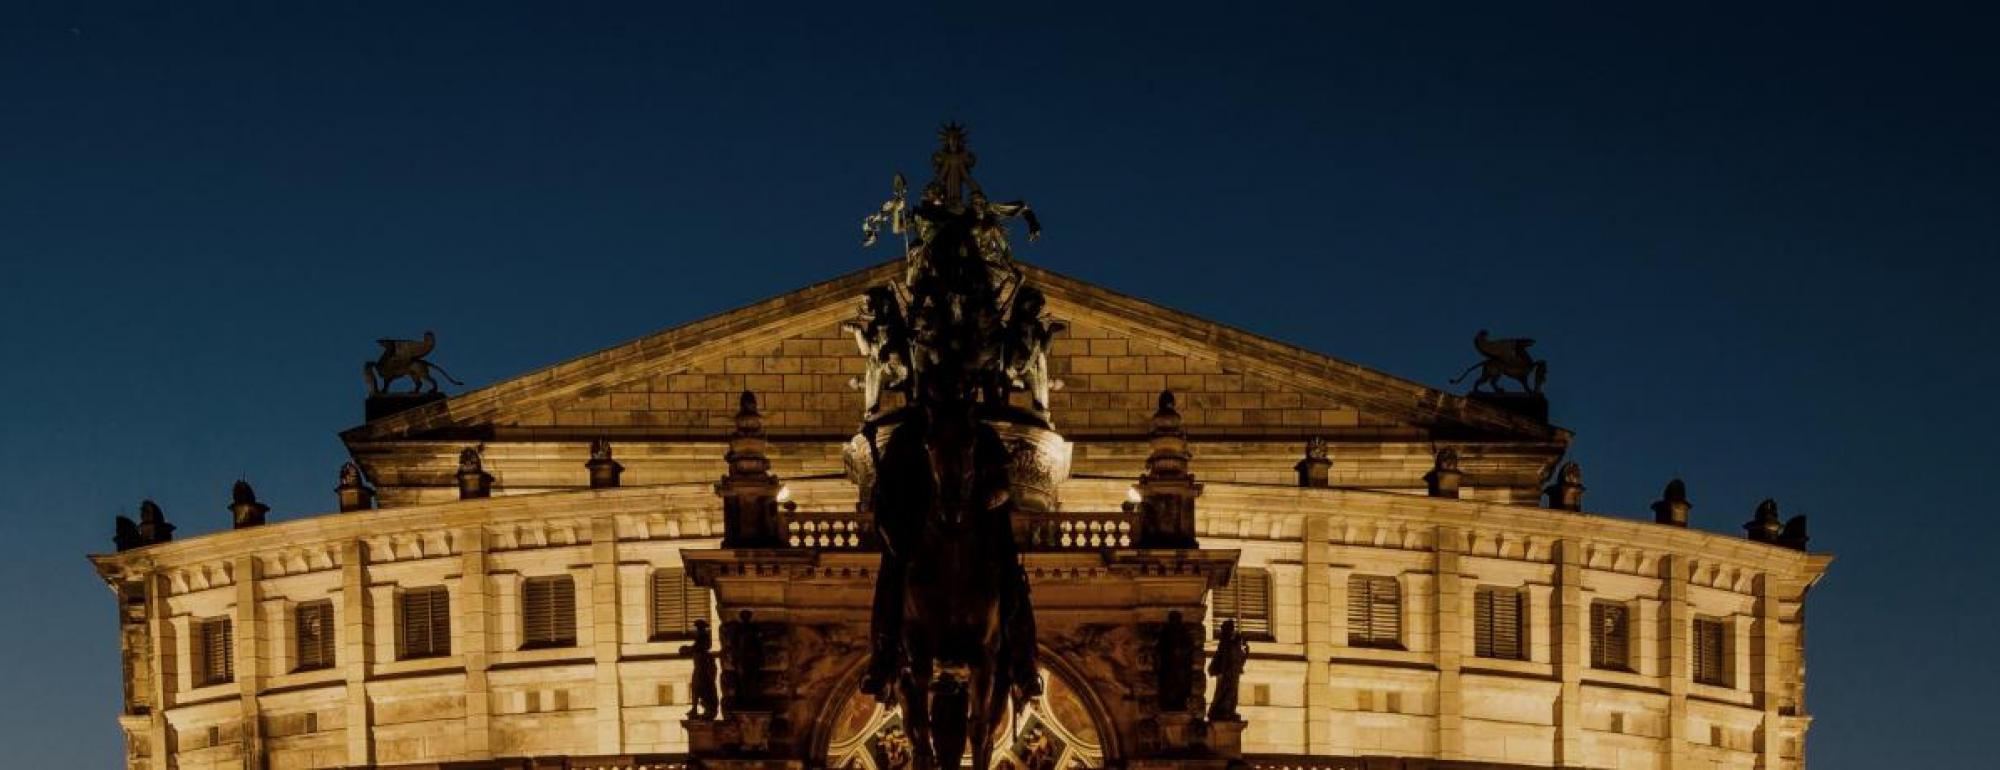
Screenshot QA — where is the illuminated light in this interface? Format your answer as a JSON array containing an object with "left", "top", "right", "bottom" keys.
[
  {"left": 1125, "top": 486, "right": 1142, "bottom": 504},
  {"left": 776, "top": 485, "right": 793, "bottom": 504}
]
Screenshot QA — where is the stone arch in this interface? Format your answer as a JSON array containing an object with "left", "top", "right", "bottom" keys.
[{"left": 810, "top": 644, "right": 1120, "bottom": 770}]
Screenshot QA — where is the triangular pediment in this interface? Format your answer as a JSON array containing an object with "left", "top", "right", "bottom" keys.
[{"left": 341, "top": 261, "right": 1563, "bottom": 445}]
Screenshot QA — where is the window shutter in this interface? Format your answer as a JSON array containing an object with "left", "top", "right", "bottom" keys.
[
  {"left": 652, "top": 568, "right": 709, "bottom": 639},
  {"left": 1474, "top": 586, "right": 1524, "bottom": 660},
  {"left": 1347, "top": 575, "right": 1402, "bottom": 648},
  {"left": 523, "top": 576, "right": 577, "bottom": 648},
  {"left": 1693, "top": 617, "right": 1729, "bottom": 686},
  {"left": 197, "top": 617, "right": 233, "bottom": 686},
  {"left": 399, "top": 587, "right": 450, "bottom": 659},
  {"left": 1590, "top": 601, "right": 1630, "bottom": 671},
  {"left": 1214, "top": 567, "right": 1272, "bottom": 638},
  {"left": 295, "top": 600, "right": 335, "bottom": 671}
]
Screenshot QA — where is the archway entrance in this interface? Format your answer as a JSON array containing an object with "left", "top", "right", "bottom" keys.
[{"left": 823, "top": 667, "right": 1105, "bottom": 770}]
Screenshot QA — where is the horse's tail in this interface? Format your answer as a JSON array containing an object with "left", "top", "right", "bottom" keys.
[
  {"left": 427, "top": 362, "right": 466, "bottom": 387},
  {"left": 1448, "top": 361, "right": 1484, "bottom": 385}
]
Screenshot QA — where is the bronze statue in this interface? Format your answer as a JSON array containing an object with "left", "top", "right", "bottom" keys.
[
  {"left": 364, "top": 331, "right": 464, "bottom": 395},
  {"left": 1746, "top": 499, "right": 1783, "bottom": 543},
  {"left": 1155, "top": 610, "right": 1198, "bottom": 712},
  {"left": 843, "top": 286, "right": 913, "bottom": 416},
  {"left": 1208, "top": 619, "right": 1250, "bottom": 721},
  {"left": 1450, "top": 330, "right": 1546, "bottom": 394},
  {"left": 117, "top": 499, "right": 175, "bottom": 551},
  {"left": 861, "top": 172, "right": 909, "bottom": 249},
  {"left": 856, "top": 124, "right": 1043, "bottom": 770},
  {"left": 228, "top": 480, "right": 269, "bottom": 528},
  {"left": 682, "top": 618, "right": 719, "bottom": 720},
  {"left": 1000, "top": 286, "right": 1066, "bottom": 414}
]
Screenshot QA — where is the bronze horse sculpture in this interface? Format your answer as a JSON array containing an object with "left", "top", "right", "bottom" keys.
[{"left": 857, "top": 123, "right": 1046, "bottom": 770}]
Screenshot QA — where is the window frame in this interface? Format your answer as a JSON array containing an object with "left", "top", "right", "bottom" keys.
[
  {"left": 194, "top": 616, "right": 234, "bottom": 687},
  {"left": 397, "top": 586, "right": 452, "bottom": 660},
  {"left": 650, "top": 568, "right": 710, "bottom": 641},
  {"left": 1589, "top": 600, "right": 1631, "bottom": 672},
  {"left": 1472, "top": 585, "right": 1526, "bottom": 661},
  {"left": 293, "top": 599, "right": 337, "bottom": 672},
  {"left": 1692, "top": 616, "right": 1731, "bottom": 687},
  {"left": 1346, "top": 574, "right": 1403, "bottom": 649},
  {"left": 520, "top": 575, "right": 578, "bottom": 650},
  {"left": 1213, "top": 566, "right": 1274, "bottom": 641}
]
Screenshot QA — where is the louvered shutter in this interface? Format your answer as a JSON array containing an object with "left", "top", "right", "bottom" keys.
[
  {"left": 523, "top": 576, "right": 577, "bottom": 648},
  {"left": 295, "top": 600, "right": 336, "bottom": 671},
  {"left": 1474, "top": 586, "right": 1524, "bottom": 660},
  {"left": 1347, "top": 575, "right": 1401, "bottom": 648},
  {"left": 1693, "top": 618, "right": 1728, "bottom": 686},
  {"left": 652, "top": 568, "right": 710, "bottom": 639},
  {"left": 197, "top": 617, "right": 233, "bottom": 686},
  {"left": 1213, "top": 567, "right": 1272, "bottom": 639},
  {"left": 399, "top": 587, "right": 450, "bottom": 659},
  {"left": 1590, "top": 601, "right": 1630, "bottom": 671}
]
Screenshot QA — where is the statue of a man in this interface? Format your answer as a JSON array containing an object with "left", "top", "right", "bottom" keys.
[
  {"left": 1002, "top": 287, "right": 1066, "bottom": 414},
  {"left": 681, "top": 619, "right": 719, "bottom": 720},
  {"left": 1207, "top": 619, "right": 1251, "bottom": 721},
  {"left": 1155, "top": 610, "right": 1198, "bottom": 712},
  {"left": 843, "top": 286, "right": 912, "bottom": 416}
]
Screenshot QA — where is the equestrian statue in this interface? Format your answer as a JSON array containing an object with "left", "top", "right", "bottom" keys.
[{"left": 852, "top": 123, "right": 1052, "bottom": 770}]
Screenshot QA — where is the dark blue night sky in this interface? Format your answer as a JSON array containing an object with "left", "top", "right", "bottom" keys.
[{"left": 3, "top": 3, "right": 1994, "bottom": 767}]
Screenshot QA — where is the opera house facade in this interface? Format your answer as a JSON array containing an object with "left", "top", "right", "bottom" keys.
[{"left": 91, "top": 139, "right": 1827, "bottom": 770}]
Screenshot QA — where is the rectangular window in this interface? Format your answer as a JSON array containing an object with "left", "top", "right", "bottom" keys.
[
  {"left": 650, "top": 568, "right": 710, "bottom": 640},
  {"left": 294, "top": 600, "right": 336, "bottom": 671},
  {"left": 1590, "top": 600, "right": 1630, "bottom": 671},
  {"left": 1213, "top": 566, "right": 1273, "bottom": 639},
  {"left": 1473, "top": 586, "right": 1525, "bottom": 660},
  {"left": 194, "top": 616, "right": 233, "bottom": 686},
  {"left": 1693, "top": 617, "right": 1730, "bottom": 686},
  {"left": 522, "top": 575, "right": 578, "bottom": 649},
  {"left": 1346, "top": 575, "right": 1402, "bottom": 648},
  {"left": 398, "top": 586, "right": 451, "bottom": 660}
]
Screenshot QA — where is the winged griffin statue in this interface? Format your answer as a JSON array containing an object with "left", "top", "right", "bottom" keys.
[
  {"left": 1450, "top": 329, "right": 1547, "bottom": 394},
  {"left": 364, "top": 330, "right": 464, "bottom": 395}
]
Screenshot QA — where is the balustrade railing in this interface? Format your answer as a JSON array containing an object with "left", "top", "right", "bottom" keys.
[
  {"left": 779, "top": 509, "right": 1143, "bottom": 552},
  {"left": 1021, "top": 511, "right": 1138, "bottom": 550},
  {"left": 783, "top": 510, "right": 874, "bottom": 550}
]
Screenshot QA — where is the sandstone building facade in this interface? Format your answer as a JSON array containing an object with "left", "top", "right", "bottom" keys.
[{"left": 92, "top": 261, "right": 1829, "bottom": 770}]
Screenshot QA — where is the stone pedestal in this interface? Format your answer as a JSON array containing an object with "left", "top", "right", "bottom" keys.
[
  {"left": 364, "top": 392, "right": 446, "bottom": 422},
  {"left": 1207, "top": 719, "right": 1246, "bottom": 758},
  {"left": 1295, "top": 455, "right": 1331, "bottom": 488},
  {"left": 1425, "top": 467, "right": 1462, "bottom": 499},
  {"left": 1468, "top": 390, "right": 1548, "bottom": 422},
  {"left": 458, "top": 466, "right": 494, "bottom": 500},
  {"left": 587, "top": 456, "right": 624, "bottom": 489}
]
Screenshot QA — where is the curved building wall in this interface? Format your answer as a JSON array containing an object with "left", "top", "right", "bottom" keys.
[{"left": 93, "top": 475, "right": 1824, "bottom": 770}]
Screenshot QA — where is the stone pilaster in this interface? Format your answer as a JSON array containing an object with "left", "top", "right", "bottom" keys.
[
  {"left": 592, "top": 518, "right": 625, "bottom": 752},
  {"left": 1553, "top": 541, "right": 1583, "bottom": 766},
  {"left": 1301, "top": 519, "right": 1334, "bottom": 752},
  {"left": 341, "top": 540, "right": 372, "bottom": 767},
  {"left": 1664, "top": 555, "right": 1690, "bottom": 770},
  {"left": 1435, "top": 525, "right": 1465, "bottom": 760},
  {"left": 458, "top": 527, "right": 492, "bottom": 756},
  {"left": 1755, "top": 573, "right": 1780, "bottom": 769},
  {"left": 147, "top": 570, "right": 172, "bottom": 768},
  {"left": 234, "top": 555, "right": 266, "bottom": 769}
]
